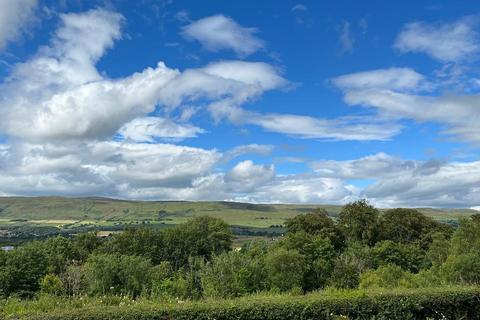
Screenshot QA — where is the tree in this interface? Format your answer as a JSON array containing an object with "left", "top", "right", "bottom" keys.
[
  {"left": 441, "top": 215, "right": 480, "bottom": 284},
  {"left": 163, "top": 216, "right": 232, "bottom": 269},
  {"left": 41, "top": 236, "right": 78, "bottom": 274},
  {"left": 328, "top": 242, "right": 373, "bottom": 289},
  {"left": 100, "top": 228, "right": 163, "bottom": 264},
  {"left": 371, "top": 240, "right": 426, "bottom": 273},
  {"left": 265, "top": 248, "right": 306, "bottom": 292},
  {"left": 201, "top": 250, "right": 268, "bottom": 298},
  {"left": 84, "top": 254, "right": 152, "bottom": 297},
  {"left": 338, "top": 200, "right": 379, "bottom": 246},
  {"left": 278, "top": 231, "right": 336, "bottom": 290},
  {"left": 285, "top": 209, "right": 345, "bottom": 250},
  {"left": 73, "top": 232, "right": 102, "bottom": 262},
  {"left": 378, "top": 208, "right": 453, "bottom": 246},
  {"left": 0, "top": 244, "right": 48, "bottom": 297},
  {"left": 359, "top": 264, "right": 415, "bottom": 289}
]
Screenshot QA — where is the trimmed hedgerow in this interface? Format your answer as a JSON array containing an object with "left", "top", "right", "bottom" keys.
[{"left": 11, "top": 287, "right": 480, "bottom": 320}]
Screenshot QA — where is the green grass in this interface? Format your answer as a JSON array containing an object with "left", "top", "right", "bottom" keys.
[{"left": 0, "top": 196, "right": 476, "bottom": 231}]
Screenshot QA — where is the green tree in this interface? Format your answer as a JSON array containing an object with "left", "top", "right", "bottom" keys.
[
  {"left": 0, "top": 244, "right": 48, "bottom": 297},
  {"left": 265, "top": 248, "right": 306, "bottom": 292},
  {"left": 84, "top": 254, "right": 152, "bottom": 297},
  {"left": 163, "top": 216, "right": 232, "bottom": 269},
  {"left": 379, "top": 208, "right": 453, "bottom": 246},
  {"left": 278, "top": 231, "right": 336, "bottom": 290},
  {"left": 338, "top": 200, "right": 379, "bottom": 246},
  {"left": 100, "top": 228, "right": 163, "bottom": 264},
  {"left": 371, "top": 240, "right": 426, "bottom": 273},
  {"left": 441, "top": 215, "right": 480, "bottom": 284},
  {"left": 285, "top": 209, "right": 345, "bottom": 250},
  {"left": 201, "top": 250, "right": 268, "bottom": 298},
  {"left": 73, "top": 232, "right": 102, "bottom": 262},
  {"left": 328, "top": 242, "right": 373, "bottom": 289},
  {"left": 359, "top": 264, "right": 415, "bottom": 289}
]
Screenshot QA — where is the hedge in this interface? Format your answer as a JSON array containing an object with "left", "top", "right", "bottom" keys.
[{"left": 9, "top": 287, "right": 480, "bottom": 320}]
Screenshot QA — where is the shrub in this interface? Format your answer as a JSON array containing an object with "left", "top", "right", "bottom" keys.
[
  {"left": 14, "top": 287, "right": 480, "bottom": 320},
  {"left": 359, "top": 264, "right": 415, "bottom": 289},
  {"left": 40, "top": 274, "right": 64, "bottom": 296}
]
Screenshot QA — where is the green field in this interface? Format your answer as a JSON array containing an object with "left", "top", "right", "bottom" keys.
[{"left": 0, "top": 196, "right": 476, "bottom": 238}]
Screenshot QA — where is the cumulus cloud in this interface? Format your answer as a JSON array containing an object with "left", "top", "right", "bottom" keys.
[
  {"left": 394, "top": 17, "right": 480, "bottom": 62},
  {"left": 182, "top": 14, "right": 264, "bottom": 56},
  {"left": 226, "top": 160, "right": 275, "bottom": 192},
  {"left": 311, "top": 153, "right": 480, "bottom": 208},
  {"left": 0, "top": 0, "right": 38, "bottom": 50},
  {"left": 0, "top": 9, "right": 287, "bottom": 143}
]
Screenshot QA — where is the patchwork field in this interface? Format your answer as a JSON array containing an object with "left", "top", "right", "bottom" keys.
[{"left": 0, "top": 196, "right": 477, "bottom": 242}]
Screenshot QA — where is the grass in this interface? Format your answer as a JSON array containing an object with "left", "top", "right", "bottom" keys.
[{"left": 0, "top": 196, "right": 476, "bottom": 231}]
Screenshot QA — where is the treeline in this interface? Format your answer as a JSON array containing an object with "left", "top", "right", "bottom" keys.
[{"left": 0, "top": 200, "right": 479, "bottom": 300}]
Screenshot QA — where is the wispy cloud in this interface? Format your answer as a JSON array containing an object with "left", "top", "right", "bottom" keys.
[{"left": 394, "top": 17, "right": 480, "bottom": 62}]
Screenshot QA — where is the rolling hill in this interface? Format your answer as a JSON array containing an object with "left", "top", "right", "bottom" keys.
[{"left": 0, "top": 196, "right": 477, "bottom": 229}]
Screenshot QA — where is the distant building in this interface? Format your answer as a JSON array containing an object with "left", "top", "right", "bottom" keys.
[{"left": 1, "top": 246, "right": 14, "bottom": 251}]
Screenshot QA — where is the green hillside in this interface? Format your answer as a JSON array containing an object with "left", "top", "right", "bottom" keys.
[{"left": 0, "top": 196, "right": 476, "bottom": 229}]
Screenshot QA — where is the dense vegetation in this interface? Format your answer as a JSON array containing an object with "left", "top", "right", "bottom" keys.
[{"left": 1, "top": 200, "right": 480, "bottom": 319}]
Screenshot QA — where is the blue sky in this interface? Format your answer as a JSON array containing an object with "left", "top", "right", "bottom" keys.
[{"left": 0, "top": 0, "right": 480, "bottom": 208}]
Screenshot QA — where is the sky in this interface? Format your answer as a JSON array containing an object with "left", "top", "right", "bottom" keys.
[{"left": 0, "top": 0, "right": 480, "bottom": 208}]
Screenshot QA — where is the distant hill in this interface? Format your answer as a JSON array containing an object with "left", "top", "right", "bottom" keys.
[{"left": 0, "top": 196, "right": 477, "bottom": 229}]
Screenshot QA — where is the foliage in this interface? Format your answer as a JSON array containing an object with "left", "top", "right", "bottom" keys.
[
  {"left": 338, "top": 200, "right": 379, "bottom": 246},
  {"left": 264, "top": 248, "right": 306, "bottom": 292},
  {"left": 40, "top": 274, "right": 64, "bottom": 296},
  {"left": 285, "top": 209, "right": 345, "bottom": 250},
  {"left": 378, "top": 208, "right": 452, "bottom": 246},
  {"left": 5, "top": 287, "right": 480, "bottom": 320},
  {"left": 84, "top": 254, "right": 152, "bottom": 297},
  {"left": 441, "top": 215, "right": 480, "bottom": 284},
  {"left": 201, "top": 250, "right": 268, "bottom": 298},
  {"left": 0, "top": 244, "right": 48, "bottom": 297},
  {"left": 277, "top": 231, "right": 336, "bottom": 290},
  {"left": 359, "top": 264, "right": 415, "bottom": 289},
  {"left": 370, "top": 240, "right": 426, "bottom": 272}
]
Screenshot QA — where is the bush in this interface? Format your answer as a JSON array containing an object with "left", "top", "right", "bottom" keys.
[
  {"left": 359, "top": 264, "right": 415, "bottom": 289},
  {"left": 84, "top": 254, "right": 152, "bottom": 297},
  {"left": 14, "top": 287, "right": 480, "bottom": 320},
  {"left": 40, "top": 274, "right": 64, "bottom": 296}
]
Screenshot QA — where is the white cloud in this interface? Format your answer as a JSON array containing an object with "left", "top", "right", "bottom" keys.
[
  {"left": 240, "top": 175, "right": 357, "bottom": 204},
  {"left": 0, "top": 9, "right": 286, "bottom": 143},
  {"left": 0, "top": 0, "right": 38, "bottom": 50},
  {"left": 310, "top": 152, "right": 480, "bottom": 208},
  {"left": 332, "top": 68, "right": 427, "bottom": 91},
  {"left": 332, "top": 66, "right": 480, "bottom": 144},
  {"left": 394, "top": 17, "right": 480, "bottom": 62},
  {"left": 211, "top": 104, "right": 402, "bottom": 141},
  {"left": 226, "top": 160, "right": 275, "bottom": 192},
  {"left": 182, "top": 14, "right": 264, "bottom": 56},
  {"left": 118, "top": 117, "right": 205, "bottom": 142},
  {"left": 311, "top": 152, "right": 417, "bottom": 179}
]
